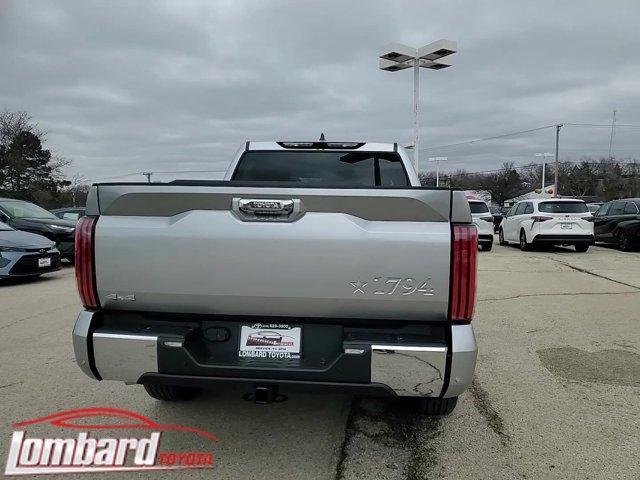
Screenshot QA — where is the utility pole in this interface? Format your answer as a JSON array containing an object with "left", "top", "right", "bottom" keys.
[
  {"left": 535, "top": 153, "right": 553, "bottom": 191},
  {"left": 608, "top": 109, "right": 617, "bottom": 160},
  {"left": 554, "top": 124, "right": 562, "bottom": 198},
  {"left": 142, "top": 172, "right": 152, "bottom": 183},
  {"left": 428, "top": 157, "right": 447, "bottom": 186}
]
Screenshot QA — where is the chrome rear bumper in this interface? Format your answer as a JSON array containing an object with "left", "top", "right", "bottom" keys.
[{"left": 73, "top": 310, "right": 477, "bottom": 397}]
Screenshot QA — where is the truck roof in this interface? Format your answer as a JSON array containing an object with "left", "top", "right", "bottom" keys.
[{"left": 247, "top": 141, "right": 398, "bottom": 152}]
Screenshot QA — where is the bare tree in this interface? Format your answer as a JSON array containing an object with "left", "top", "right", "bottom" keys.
[{"left": 478, "top": 162, "right": 524, "bottom": 205}]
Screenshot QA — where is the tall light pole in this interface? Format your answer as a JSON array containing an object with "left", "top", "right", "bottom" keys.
[
  {"left": 535, "top": 153, "right": 554, "bottom": 191},
  {"left": 379, "top": 40, "right": 457, "bottom": 175},
  {"left": 554, "top": 124, "right": 563, "bottom": 198},
  {"left": 608, "top": 109, "right": 617, "bottom": 160},
  {"left": 428, "top": 156, "right": 447, "bottom": 186}
]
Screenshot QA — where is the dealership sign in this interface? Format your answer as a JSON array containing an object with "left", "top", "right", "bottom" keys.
[{"left": 4, "top": 407, "right": 217, "bottom": 475}]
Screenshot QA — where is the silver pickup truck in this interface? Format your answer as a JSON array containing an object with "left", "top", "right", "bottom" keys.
[{"left": 72, "top": 141, "right": 478, "bottom": 415}]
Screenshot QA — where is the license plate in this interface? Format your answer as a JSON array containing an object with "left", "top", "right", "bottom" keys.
[
  {"left": 38, "top": 257, "right": 51, "bottom": 267},
  {"left": 561, "top": 223, "right": 573, "bottom": 229},
  {"left": 239, "top": 324, "right": 301, "bottom": 359}
]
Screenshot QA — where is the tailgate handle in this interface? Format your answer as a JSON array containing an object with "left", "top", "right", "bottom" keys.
[{"left": 232, "top": 198, "right": 305, "bottom": 222}]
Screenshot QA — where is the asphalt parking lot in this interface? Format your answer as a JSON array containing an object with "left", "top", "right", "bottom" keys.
[{"left": 1, "top": 241, "right": 639, "bottom": 479}]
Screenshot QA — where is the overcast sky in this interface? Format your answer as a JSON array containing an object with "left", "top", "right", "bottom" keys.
[{"left": 1, "top": 0, "right": 640, "bottom": 182}]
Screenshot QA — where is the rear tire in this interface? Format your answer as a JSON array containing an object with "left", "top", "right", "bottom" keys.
[
  {"left": 481, "top": 241, "right": 493, "bottom": 252},
  {"left": 519, "top": 230, "right": 530, "bottom": 251},
  {"left": 409, "top": 396, "right": 458, "bottom": 416},
  {"left": 618, "top": 232, "right": 632, "bottom": 251},
  {"left": 143, "top": 384, "right": 202, "bottom": 402},
  {"left": 498, "top": 229, "right": 507, "bottom": 246},
  {"left": 575, "top": 243, "right": 589, "bottom": 252}
]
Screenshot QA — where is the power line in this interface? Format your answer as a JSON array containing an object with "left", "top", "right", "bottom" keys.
[
  {"left": 92, "top": 172, "right": 141, "bottom": 181},
  {"left": 89, "top": 121, "right": 640, "bottom": 181},
  {"left": 421, "top": 125, "right": 556, "bottom": 152},
  {"left": 421, "top": 122, "right": 640, "bottom": 153},
  {"left": 147, "top": 169, "right": 227, "bottom": 175},
  {"left": 93, "top": 169, "right": 227, "bottom": 182},
  {"left": 442, "top": 159, "right": 639, "bottom": 177},
  {"left": 565, "top": 123, "right": 640, "bottom": 128}
]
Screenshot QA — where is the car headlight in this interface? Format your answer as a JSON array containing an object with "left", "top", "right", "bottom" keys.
[{"left": 49, "top": 224, "right": 75, "bottom": 233}]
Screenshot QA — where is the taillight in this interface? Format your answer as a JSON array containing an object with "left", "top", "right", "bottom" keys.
[
  {"left": 450, "top": 224, "right": 478, "bottom": 322},
  {"left": 582, "top": 215, "right": 595, "bottom": 222},
  {"left": 531, "top": 215, "right": 553, "bottom": 222},
  {"left": 479, "top": 216, "right": 493, "bottom": 222},
  {"left": 75, "top": 216, "right": 100, "bottom": 309}
]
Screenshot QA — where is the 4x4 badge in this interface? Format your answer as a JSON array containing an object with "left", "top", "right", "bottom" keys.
[{"left": 105, "top": 293, "right": 136, "bottom": 301}]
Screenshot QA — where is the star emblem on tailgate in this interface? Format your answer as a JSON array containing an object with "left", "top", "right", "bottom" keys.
[{"left": 350, "top": 280, "right": 368, "bottom": 294}]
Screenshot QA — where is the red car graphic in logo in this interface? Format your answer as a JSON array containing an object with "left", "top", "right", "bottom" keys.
[
  {"left": 5, "top": 407, "right": 218, "bottom": 475},
  {"left": 246, "top": 331, "right": 294, "bottom": 346}
]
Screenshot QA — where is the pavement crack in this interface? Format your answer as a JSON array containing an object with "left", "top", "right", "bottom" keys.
[
  {"left": 0, "top": 381, "right": 24, "bottom": 389},
  {"left": 334, "top": 397, "right": 358, "bottom": 480},
  {"left": 547, "top": 258, "right": 640, "bottom": 290},
  {"left": 334, "top": 397, "right": 440, "bottom": 479},
  {"left": 0, "top": 304, "right": 76, "bottom": 331},
  {"left": 479, "top": 290, "right": 640, "bottom": 302},
  {"left": 469, "top": 378, "right": 510, "bottom": 447}
]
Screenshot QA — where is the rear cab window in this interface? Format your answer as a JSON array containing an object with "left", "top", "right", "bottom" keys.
[
  {"left": 62, "top": 212, "right": 81, "bottom": 221},
  {"left": 232, "top": 151, "right": 409, "bottom": 187},
  {"left": 469, "top": 202, "right": 489, "bottom": 214},
  {"left": 538, "top": 201, "right": 588, "bottom": 214}
]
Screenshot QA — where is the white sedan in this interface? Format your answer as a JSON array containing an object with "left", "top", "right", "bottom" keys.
[{"left": 498, "top": 198, "right": 594, "bottom": 252}]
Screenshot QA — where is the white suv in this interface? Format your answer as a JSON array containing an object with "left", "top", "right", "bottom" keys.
[
  {"left": 468, "top": 199, "right": 494, "bottom": 251},
  {"left": 498, "top": 198, "right": 594, "bottom": 252}
]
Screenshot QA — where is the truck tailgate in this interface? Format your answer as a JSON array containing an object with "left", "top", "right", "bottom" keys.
[{"left": 91, "top": 184, "right": 453, "bottom": 321}]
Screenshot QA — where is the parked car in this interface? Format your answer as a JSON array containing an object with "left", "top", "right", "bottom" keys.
[
  {"left": 593, "top": 198, "right": 640, "bottom": 251},
  {"left": 498, "top": 198, "right": 594, "bottom": 252},
  {"left": 0, "top": 220, "right": 61, "bottom": 279},
  {"left": 0, "top": 198, "right": 76, "bottom": 262},
  {"left": 51, "top": 207, "right": 86, "bottom": 222},
  {"left": 468, "top": 199, "right": 494, "bottom": 251},
  {"left": 72, "top": 140, "right": 479, "bottom": 416}
]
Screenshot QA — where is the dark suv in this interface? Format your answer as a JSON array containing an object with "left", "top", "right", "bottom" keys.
[
  {"left": 593, "top": 198, "right": 640, "bottom": 251},
  {"left": 0, "top": 198, "right": 76, "bottom": 262}
]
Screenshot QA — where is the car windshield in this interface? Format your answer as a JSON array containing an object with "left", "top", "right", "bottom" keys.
[
  {"left": 469, "top": 202, "right": 490, "bottom": 214},
  {"left": 0, "top": 220, "right": 14, "bottom": 231},
  {"left": 0, "top": 200, "right": 58, "bottom": 220},
  {"left": 538, "top": 201, "right": 588, "bottom": 213},
  {"left": 232, "top": 151, "right": 409, "bottom": 186}
]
